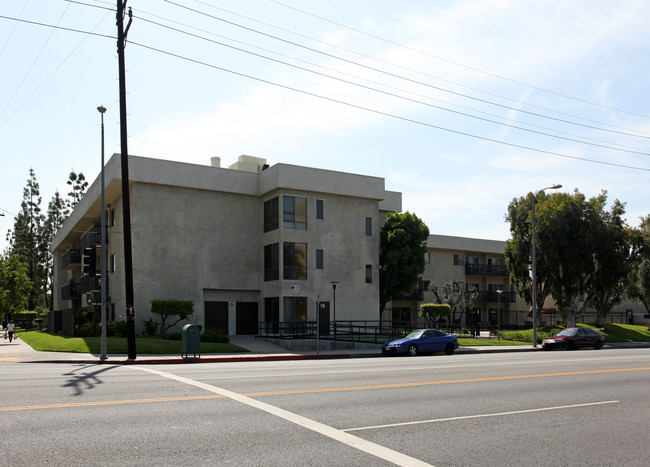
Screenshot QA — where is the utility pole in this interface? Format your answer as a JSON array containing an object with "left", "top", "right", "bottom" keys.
[{"left": 116, "top": 0, "right": 136, "bottom": 359}]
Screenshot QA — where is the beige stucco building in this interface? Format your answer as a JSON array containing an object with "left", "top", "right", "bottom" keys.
[{"left": 51, "top": 155, "right": 401, "bottom": 335}]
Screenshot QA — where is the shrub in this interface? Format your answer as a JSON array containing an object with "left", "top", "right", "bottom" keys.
[
  {"left": 150, "top": 299, "right": 195, "bottom": 335},
  {"left": 201, "top": 331, "right": 229, "bottom": 343},
  {"left": 142, "top": 318, "right": 159, "bottom": 337},
  {"left": 107, "top": 320, "right": 127, "bottom": 338}
]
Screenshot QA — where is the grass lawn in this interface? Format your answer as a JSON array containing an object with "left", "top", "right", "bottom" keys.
[
  {"left": 500, "top": 323, "right": 650, "bottom": 344},
  {"left": 18, "top": 331, "right": 248, "bottom": 355}
]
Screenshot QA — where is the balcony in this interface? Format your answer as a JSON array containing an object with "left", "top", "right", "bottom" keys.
[
  {"left": 476, "top": 290, "right": 516, "bottom": 303},
  {"left": 392, "top": 288, "right": 424, "bottom": 301},
  {"left": 80, "top": 274, "right": 100, "bottom": 293},
  {"left": 61, "top": 282, "right": 81, "bottom": 300},
  {"left": 61, "top": 249, "right": 81, "bottom": 270},
  {"left": 465, "top": 263, "right": 509, "bottom": 277},
  {"left": 80, "top": 225, "right": 109, "bottom": 249}
]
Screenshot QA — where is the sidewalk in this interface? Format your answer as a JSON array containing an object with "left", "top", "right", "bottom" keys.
[{"left": 1, "top": 334, "right": 647, "bottom": 365}]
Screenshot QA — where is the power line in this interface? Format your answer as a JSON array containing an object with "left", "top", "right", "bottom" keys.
[
  {"left": 136, "top": 14, "right": 650, "bottom": 158},
  {"left": 128, "top": 39, "right": 650, "bottom": 172},
  {"left": 191, "top": 0, "right": 650, "bottom": 136},
  {"left": 269, "top": 0, "right": 650, "bottom": 121},
  {"left": 164, "top": 1, "right": 650, "bottom": 140}
]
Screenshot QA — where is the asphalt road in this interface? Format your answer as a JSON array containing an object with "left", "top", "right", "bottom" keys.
[{"left": 2, "top": 348, "right": 649, "bottom": 466}]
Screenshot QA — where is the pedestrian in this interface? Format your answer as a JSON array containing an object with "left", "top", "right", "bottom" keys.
[{"left": 7, "top": 320, "right": 15, "bottom": 342}]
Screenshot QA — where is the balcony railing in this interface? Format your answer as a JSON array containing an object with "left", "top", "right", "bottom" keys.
[
  {"left": 80, "top": 274, "right": 100, "bottom": 293},
  {"left": 476, "top": 290, "right": 516, "bottom": 303},
  {"left": 61, "top": 282, "right": 81, "bottom": 300},
  {"left": 392, "top": 288, "right": 424, "bottom": 301},
  {"left": 80, "top": 225, "right": 109, "bottom": 249},
  {"left": 465, "top": 263, "right": 509, "bottom": 277},
  {"left": 61, "top": 249, "right": 81, "bottom": 270}
]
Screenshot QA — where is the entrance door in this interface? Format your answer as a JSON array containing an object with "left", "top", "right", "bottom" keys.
[
  {"left": 205, "top": 301, "right": 228, "bottom": 335},
  {"left": 236, "top": 302, "right": 259, "bottom": 335},
  {"left": 318, "top": 302, "right": 330, "bottom": 336}
]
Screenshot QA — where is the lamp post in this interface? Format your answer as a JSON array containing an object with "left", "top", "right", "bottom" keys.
[
  {"left": 532, "top": 184, "right": 562, "bottom": 347},
  {"left": 97, "top": 105, "right": 108, "bottom": 361},
  {"left": 331, "top": 281, "right": 339, "bottom": 345}
]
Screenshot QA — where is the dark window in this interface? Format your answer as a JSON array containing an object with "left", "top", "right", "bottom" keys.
[
  {"left": 316, "top": 249, "right": 324, "bottom": 269},
  {"left": 453, "top": 254, "right": 464, "bottom": 265},
  {"left": 283, "top": 242, "right": 307, "bottom": 280},
  {"left": 264, "top": 297, "right": 280, "bottom": 334},
  {"left": 264, "top": 197, "right": 279, "bottom": 232},
  {"left": 316, "top": 199, "right": 324, "bottom": 220},
  {"left": 365, "top": 217, "right": 372, "bottom": 236},
  {"left": 365, "top": 264, "right": 372, "bottom": 283},
  {"left": 283, "top": 196, "right": 307, "bottom": 230},
  {"left": 264, "top": 243, "right": 279, "bottom": 281},
  {"left": 283, "top": 296, "right": 308, "bottom": 322}
]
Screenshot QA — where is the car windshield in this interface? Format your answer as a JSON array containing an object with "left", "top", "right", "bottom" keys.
[
  {"left": 556, "top": 329, "right": 578, "bottom": 336},
  {"left": 404, "top": 330, "right": 425, "bottom": 339}
]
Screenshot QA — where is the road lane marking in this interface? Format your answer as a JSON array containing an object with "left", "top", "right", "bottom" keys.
[
  {"left": 2, "top": 366, "right": 648, "bottom": 414},
  {"left": 344, "top": 401, "right": 620, "bottom": 432},
  {"left": 0, "top": 395, "right": 226, "bottom": 412},
  {"left": 135, "top": 366, "right": 433, "bottom": 467},
  {"left": 241, "top": 366, "right": 650, "bottom": 396}
]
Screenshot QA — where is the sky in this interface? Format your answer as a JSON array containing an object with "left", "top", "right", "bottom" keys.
[{"left": 1, "top": 0, "right": 649, "bottom": 253}]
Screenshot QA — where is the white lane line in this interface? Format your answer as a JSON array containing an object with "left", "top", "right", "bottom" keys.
[
  {"left": 344, "top": 400, "right": 620, "bottom": 432},
  {"left": 135, "top": 366, "right": 433, "bottom": 467}
]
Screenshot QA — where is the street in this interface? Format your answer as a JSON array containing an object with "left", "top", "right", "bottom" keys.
[{"left": 2, "top": 348, "right": 649, "bottom": 466}]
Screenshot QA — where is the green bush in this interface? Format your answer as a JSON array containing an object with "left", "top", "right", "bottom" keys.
[
  {"left": 142, "top": 318, "right": 159, "bottom": 337},
  {"left": 150, "top": 299, "right": 195, "bottom": 335},
  {"left": 201, "top": 331, "right": 229, "bottom": 343},
  {"left": 107, "top": 320, "right": 127, "bottom": 338}
]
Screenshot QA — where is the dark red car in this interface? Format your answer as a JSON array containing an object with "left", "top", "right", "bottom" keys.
[{"left": 542, "top": 327, "right": 605, "bottom": 350}]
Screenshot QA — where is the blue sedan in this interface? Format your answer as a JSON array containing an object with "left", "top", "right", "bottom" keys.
[{"left": 382, "top": 329, "right": 459, "bottom": 356}]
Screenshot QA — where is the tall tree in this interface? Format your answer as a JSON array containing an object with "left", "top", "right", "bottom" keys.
[
  {"left": 66, "top": 171, "right": 88, "bottom": 210},
  {"left": 0, "top": 253, "right": 33, "bottom": 319},
  {"left": 504, "top": 192, "right": 554, "bottom": 325},
  {"left": 8, "top": 168, "right": 47, "bottom": 310},
  {"left": 379, "top": 211, "right": 430, "bottom": 318},
  {"left": 586, "top": 201, "right": 644, "bottom": 327},
  {"left": 43, "top": 190, "right": 70, "bottom": 310}
]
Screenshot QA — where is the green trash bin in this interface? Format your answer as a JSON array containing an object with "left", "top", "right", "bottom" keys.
[{"left": 181, "top": 324, "right": 201, "bottom": 359}]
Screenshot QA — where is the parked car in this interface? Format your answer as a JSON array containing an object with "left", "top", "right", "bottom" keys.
[
  {"left": 382, "top": 329, "right": 459, "bottom": 356},
  {"left": 541, "top": 327, "right": 605, "bottom": 350}
]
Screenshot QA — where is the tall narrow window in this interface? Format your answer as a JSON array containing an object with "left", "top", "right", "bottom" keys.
[
  {"left": 283, "top": 242, "right": 307, "bottom": 280},
  {"left": 264, "top": 243, "right": 279, "bottom": 281},
  {"left": 365, "top": 217, "right": 372, "bottom": 236},
  {"left": 424, "top": 252, "right": 430, "bottom": 264},
  {"left": 365, "top": 265, "right": 372, "bottom": 283},
  {"left": 264, "top": 197, "right": 279, "bottom": 232},
  {"left": 316, "top": 199, "right": 324, "bottom": 220},
  {"left": 283, "top": 196, "right": 307, "bottom": 230},
  {"left": 316, "top": 249, "right": 324, "bottom": 269}
]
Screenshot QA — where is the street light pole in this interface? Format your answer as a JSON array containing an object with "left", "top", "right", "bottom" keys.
[
  {"left": 331, "top": 281, "right": 339, "bottom": 347},
  {"left": 531, "top": 184, "right": 562, "bottom": 348},
  {"left": 98, "top": 105, "right": 107, "bottom": 361}
]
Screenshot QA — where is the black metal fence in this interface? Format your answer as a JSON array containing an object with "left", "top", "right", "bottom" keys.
[{"left": 257, "top": 320, "right": 501, "bottom": 343}]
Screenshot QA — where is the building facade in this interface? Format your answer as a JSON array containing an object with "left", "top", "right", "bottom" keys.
[{"left": 51, "top": 155, "right": 401, "bottom": 335}]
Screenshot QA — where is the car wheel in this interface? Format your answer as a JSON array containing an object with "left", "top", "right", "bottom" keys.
[
  {"left": 594, "top": 340, "right": 603, "bottom": 350},
  {"left": 444, "top": 343, "right": 455, "bottom": 355},
  {"left": 567, "top": 340, "right": 576, "bottom": 351},
  {"left": 408, "top": 344, "right": 418, "bottom": 356}
]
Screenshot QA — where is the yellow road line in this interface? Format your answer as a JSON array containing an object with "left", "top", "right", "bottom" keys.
[{"left": 3, "top": 366, "right": 649, "bottom": 413}]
